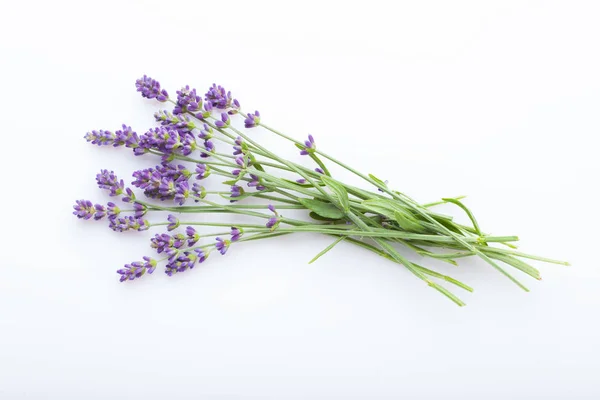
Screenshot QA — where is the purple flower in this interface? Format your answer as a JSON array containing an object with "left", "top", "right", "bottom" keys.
[
  {"left": 96, "top": 170, "right": 125, "bottom": 196},
  {"left": 194, "top": 249, "right": 208, "bottom": 264},
  {"left": 73, "top": 200, "right": 97, "bottom": 220},
  {"left": 107, "top": 202, "right": 120, "bottom": 219},
  {"left": 244, "top": 111, "right": 260, "bottom": 128},
  {"left": 296, "top": 178, "right": 307, "bottom": 184},
  {"left": 230, "top": 226, "right": 242, "bottom": 242},
  {"left": 117, "top": 256, "right": 157, "bottom": 282},
  {"left": 136, "top": 75, "right": 168, "bottom": 102},
  {"left": 133, "top": 163, "right": 191, "bottom": 202},
  {"left": 173, "top": 85, "right": 202, "bottom": 114},
  {"left": 194, "top": 102, "right": 213, "bottom": 120},
  {"left": 137, "top": 126, "right": 196, "bottom": 158},
  {"left": 230, "top": 185, "right": 244, "bottom": 198},
  {"left": 215, "top": 237, "right": 231, "bottom": 255},
  {"left": 109, "top": 216, "right": 149, "bottom": 232},
  {"left": 186, "top": 226, "right": 200, "bottom": 247},
  {"left": 122, "top": 188, "right": 136, "bottom": 203},
  {"left": 151, "top": 233, "right": 184, "bottom": 254},
  {"left": 315, "top": 168, "right": 324, "bottom": 175},
  {"left": 232, "top": 156, "right": 248, "bottom": 177},
  {"left": 228, "top": 98, "right": 241, "bottom": 115},
  {"left": 247, "top": 174, "right": 265, "bottom": 191},
  {"left": 114, "top": 125, "right": 139, "bottom": 148},
  {"left": 165, "top": 251, "right": 198, "bottom": 276},
  {"left": 266, "top": 204, "right": 280, "bottom": 229},
  {"left": 195, "top": 163, "right": 211, "bottom": 180},
  {"left": 191, "top": 183, "right": 206, "bottom": 200},
  {"left": 174, "top": 180, "right": 190, "bottom": 205},
  {"left": 200, "top": 140, "right": 215, "bottom": 158},
  {"left": 167, "top": 214, "right": 180, "bottom": 231},
  {"left": 84, "top": 129, "right": 115, "bottom": 146},
  {"left": 133, "top": 202, "right": 147, "bottom": 218},
  {"left": 233, "top": 136, "right": 246, "bottom": 155},
  {"left": 300, "top": 135, "right": 316, "bottom": 155},
  {"left": 154, "top": 110, "right": 196, "bottom": 133},
  {"left": 199, "top": 124, "right": 213, "bottom": 140},
  {"left": 214, "top": 113, "right": 230, "bottom": 128},
  {"left": 205, "top": 84, "right": 233, "bottom": 109}
]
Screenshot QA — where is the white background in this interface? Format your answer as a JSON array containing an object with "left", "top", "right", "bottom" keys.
[{"left": 1, "top": 1, "right": 599, "bottom": 399}]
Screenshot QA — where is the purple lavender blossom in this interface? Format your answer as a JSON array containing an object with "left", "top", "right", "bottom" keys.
[
  {"left": 122, "top": 188, "right": 136, "bottom": 203},
  {"left": 84, "top": 130, "right": 115, "bottom": 146},
  {"left": 205, "top": 84, "right": 233, "bottom": 109},
  {"left": 109, "top": 216, "right": 150, "bottom": 232},
  {"left": 195, "top": 163, "right": 211, "bottom": 180},
  {"left": 191, "top": 183, "right": 206, "bottom": 200},
  {"left": 133, "top": 202, "right": 147, "bottom": 218},
  {"left": 244, "top": 111, "right": 260, "bottom": 128},
  {"left": 132, "top": 163, "right": 191, "bottom": 202},
  {"left": 137, "top": 127, "right": 196, "bottom": 158},
  {"left": 233, "top": 136, "right": 246, "bottom": 155},
  {"left": 300, "top": 135, "right": 316, "bottom": 155},
  {"left": 154, "top": 111, "right": 195, "bottom": 136},
  {"left": 199, "top": 124, "right": 213, "bottom": 140},
  {"left": 136, "top": 75, "right": 168, "bottom": 102},
  {"left": 232, "top": 156, "right": 248, "bottom": 177},
  {"left": 228, "top": 98, "right": 241, "bottom": 115},
  {"left": 186, "top": 226, "right": 200, "bottom": 247},
  {"left": 114, "top": 125, "right": 139, "bottom": 148},
  {"left": 96, "top": 170, "right": 125, "bottom": 196},
  {"left": 167, "top": 214, "right": 180, "bottom": 231},
  {"left": 214, "top": 113, "right": 230, "bottom": 128},
  {"left": 165, "top": 251, "right": 198, "bottom": 276},
  {"left": 247, "top": 174, "right": 265, "bottom": 191},
  {"left": 315, "top": 168, "right": 325, "bottom": 175},
  {"left": 230, "top": 227, "right": 242, "bottom": 242},
  {"left": 194, "top": 249, "right": 208, "bottom": 264},
  {"left": 230, "top": 185, "right": 244, "bottom": 198},
  {"left": 173, "top": 86, "right": 202, "bottom": 114},
  {"left": 73, "top": 200, "right": 97, "bottom": 220},
  {"left": 215, "top": 237, "right": 231, "bottom": 255},
  {"left": 200, "top": 140, "right": 215, "bottom": 158},
  {"left": 266, "top": 204, "right": 280, "bottom": 229},
  {"left": 107, "top": 202, "right": 120, "bottom": 219},
  {"left": 296, "top": 178, "right": 307, "bottom": 184},
  {"left": 151, "top": 233, "right": 185, "bottom": 254},
  {"left": 194, "top": 102, "right": 213, "bottom": 120},
  {"left": 117, "top": 256, "right": 157, "bottom": 282},
  {"left": 174, "top": 180, "right": 190, "bottom": 205}
]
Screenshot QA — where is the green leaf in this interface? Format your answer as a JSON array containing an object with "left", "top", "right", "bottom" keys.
[
  {"left": 308, "top": 236, "right": 346, "bottom": 264},
  {"left": 441, "top": 197, "right": 482, "bottom": 236},
  {"left": 298, "top": 198, "right": 345, "bottom": 219},
  {"left": 394, "top": 211, "right": 427, "bottom": 233},
  {"left": 222, "top": 179, "right": 239, "bottom": 186},
  {"left": 308, "top": 212, "right": 343, "bottom": 222},
  {"left": 368, "top": 173, "right": 387, "bottom": 188},
  {"left": 320, "top": 175, "right": 349, "bottom": 212},
  {"left": 248, "top": 154, "right": 264, "bottom": 172}
]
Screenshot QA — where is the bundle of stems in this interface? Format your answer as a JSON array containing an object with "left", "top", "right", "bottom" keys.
[{"left": 73, "top": 76, "right": 569, "bottom": 306}]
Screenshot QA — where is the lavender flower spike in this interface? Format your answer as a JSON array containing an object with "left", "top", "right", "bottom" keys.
[
  {"left": 167, "top": 214, "right": 180, "bottom": 231},
  {"left": 205, "top": 84, "right": 232, "bottom": 109},
  {"left": 116, "top": 256, "right": 158, "bottom": 282},
  {"left": 266, "top": 204, "right": 280, "bottom": 230},
  {"left": 214, "top": 113, "right": 230, "bottom": 128},
  {"left": 73, "top": 200, "right": 99, "bottom": 220},
  {"left": 230, "top": 226, "right": 243, "bottom": 241},
  {"left": 244, "top": 111, "right": 260, "bottom": 128},
  {"left": 135, "top": 75, "right": 168, "bottom": 102},
  {"left": 195, "top": 163, "right": 211, "bottom": 180},
  {"left": 230, "top": 185, "right": 244, "bottom": 198},
  {"left": 186, "top": 226, "right": 200, "bottom": 247},
  {"left": 96, "top": 170, "right": 125, "bottom": 196},
  {"left": 300, "top": 134, "right": 316, "bottom": 155},
  {"left": 215, "top": 237, "right": 231, "bottom": 255}
]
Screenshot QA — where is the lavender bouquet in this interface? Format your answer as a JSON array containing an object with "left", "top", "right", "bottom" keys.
[{"left": 74, "top": 75, "right": 569, "bottom": 306}]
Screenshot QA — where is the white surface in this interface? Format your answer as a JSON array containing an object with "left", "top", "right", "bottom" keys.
[{"left": 1, "top": 1, "right": 599, "bottom": 399}]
